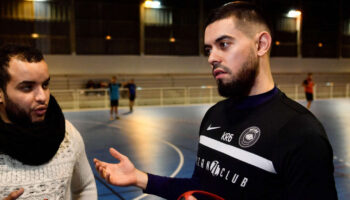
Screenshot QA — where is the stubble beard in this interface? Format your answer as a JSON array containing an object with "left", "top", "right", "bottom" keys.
[
  {"left": 4, "top": 92, "right": 33, "bottom": 125},
  {"left": 216, "top": 52, "right": 259, "bottom": 99}
]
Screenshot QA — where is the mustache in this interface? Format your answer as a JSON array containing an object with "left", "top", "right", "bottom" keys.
[{"left": 212, "top": 63, "right": 231, "bottom": 74}]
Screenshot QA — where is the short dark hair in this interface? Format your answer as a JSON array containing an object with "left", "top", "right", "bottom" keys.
[
  {"left": 205, "top": 1, "right": 272, "bottom": 37},
  {"left": 0, "top": 44, "right": 44, "bottom": 91}
]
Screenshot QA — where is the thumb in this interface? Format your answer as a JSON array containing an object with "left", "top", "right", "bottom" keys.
[
  {"left": 5, "top": 188, "right": 24, "bottom": 200},
  {"left": 109, "top": 148, "right": 125, "bottom": 161}
]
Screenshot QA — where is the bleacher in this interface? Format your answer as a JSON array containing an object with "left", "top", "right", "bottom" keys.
[
  {"left": 48, "top": 72, "right": 350, "bottom": 110},
  {"left": 50, "top": 73, "right": 350, "bottom": 90},
  {"left": 50, "top": 74, "right": 217, "bottom": 90}
]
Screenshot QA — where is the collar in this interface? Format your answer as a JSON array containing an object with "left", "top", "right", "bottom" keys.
[{"left": 234, "top": 86, "right": 278, "bottom": 110}]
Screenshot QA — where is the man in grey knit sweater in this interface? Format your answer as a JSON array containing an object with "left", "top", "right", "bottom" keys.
[{"left": 0, "top": 44, "right": 97, "bottom": 200}]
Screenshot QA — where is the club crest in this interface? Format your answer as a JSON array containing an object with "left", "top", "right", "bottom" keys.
[{"left": 239, "top": 126, "right": 261, "bottom": 148}]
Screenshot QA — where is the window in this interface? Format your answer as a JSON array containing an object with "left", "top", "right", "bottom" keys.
[{"left": 144, "top": 8, "right": 172, "bottom": 26}]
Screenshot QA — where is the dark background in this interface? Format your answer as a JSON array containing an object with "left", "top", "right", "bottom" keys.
[{"left": 0, "top": 0, "right": 349, "bottom": 58}]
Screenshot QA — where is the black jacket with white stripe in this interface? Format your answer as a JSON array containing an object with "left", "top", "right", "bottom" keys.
[{"left": 145, "top": 87, "right": 337, "bottom": 200}]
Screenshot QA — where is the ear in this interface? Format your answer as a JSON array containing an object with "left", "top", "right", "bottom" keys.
[
  {"left": 255, "top": 31, "right": 272, "bottom": 57},
  {"left": 0, "top": 89, "right": 3, "bottom": 104}
]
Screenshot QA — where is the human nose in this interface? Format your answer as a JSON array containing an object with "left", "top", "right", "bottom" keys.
[
  {"left": 207, "top": 49, "right": 221, "bottom": 68},
  {"left": 35, "top": 87, "right": 48, "bottom": 103}
]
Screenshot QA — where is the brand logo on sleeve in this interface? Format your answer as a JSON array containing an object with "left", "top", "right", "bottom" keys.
[{"left": 239, "top": 126, "right": 261, "bottom": 148}]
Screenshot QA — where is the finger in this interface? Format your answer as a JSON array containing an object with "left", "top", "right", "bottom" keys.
[
  {"left": 101, "top": 168, "right": 106, "bottom": 178},
  {"left": 94, "top": 158, "right": 105, "bottom": 166},
  {"left": 187, "top": 196, "right": 197, "bottom": 200},
  {"left": 94, "top": 160, "right": 102, "bottom": 169},
  {"left": 5, "top": 188, "right": 24, "bottom": 200},
  {"left": 94, "top": 159, "right": 110, "bottom": 169},
  {"left": 103, "top": 167, "right": 110, "bottom": 178},
  {"left": 94, "top": 159, "right": 99, "bottom": 169},
  {"left": 98, "top": 166, "right": 106, "bottom": 178},
  {"left": 95, "top": 162, "right": 103, "bottom": 173},
  {"left": 11, "top": 188, "right": 24, "bottom": 198},
  {"left": 101, "top": 168, "right": 111, "bottom": 183},
  {"left": 95, "top": 165, "right": 103, "bottom": 176},
  {"left": 109, "top": 148, "right": 124, "bottom": 161},
  {"left": 95, "top": 165, "right": 101, "bottom": 173},
  {"left": 105, "top": 172, "right": 111, "bottom": 184}
]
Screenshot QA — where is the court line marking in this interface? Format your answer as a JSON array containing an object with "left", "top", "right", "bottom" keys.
[
  {"left": 68, "top": 119, "right": 185, "bottom": 200},
  {"left": 94, "top": 175, "right": 126, "bottom": 200},
  {"left": 333, "top": 156, "right": 350, "bottom": 167},
  {"left": 133, "top": 140, "right": 184, "bottom": 200}
]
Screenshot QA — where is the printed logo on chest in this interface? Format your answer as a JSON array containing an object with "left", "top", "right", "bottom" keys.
[
  {"left": 208, "top": 123, "right": 261, "bottom": 148},
  {"left": 196, "top": 157, "right": 249, "bottom": 187},
  {"left": 238, "top": 126, "right": 261, "bottom": 148},
  {"left": 221, "top": 132, "right": 234, "bottom": 142}
]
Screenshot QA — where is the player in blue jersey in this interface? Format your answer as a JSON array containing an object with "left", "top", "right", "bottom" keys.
[
  {"left": 124, "top": 79, "right": 136, "bottom": 112},
  {"left": 108, "top": 76, "right": 122, "bottom": 120}
]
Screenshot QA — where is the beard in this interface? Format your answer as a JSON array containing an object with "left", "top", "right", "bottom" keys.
[
  {"left": 215, "top": 51, "right": 259, "bottom": 99},
  {"left": 4, "top": 92, "right": 33, "bottom": 125}
]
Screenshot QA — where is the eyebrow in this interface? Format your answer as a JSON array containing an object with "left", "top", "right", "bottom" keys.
[
  {"left": 215, "top": 35, "right": 233, "bottom": 43},
  {"left": 204, "top": 35, "right": 234, "bottom": 48},
  {"left": 18, "top": 77, "right": 50, "bottom": 86}
]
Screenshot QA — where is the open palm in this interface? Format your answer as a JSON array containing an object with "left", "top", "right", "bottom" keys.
[{"left": 94, "top": 148, "right": 138, "bottom": 186}]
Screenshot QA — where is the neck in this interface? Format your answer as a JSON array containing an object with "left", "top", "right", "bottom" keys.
[{"left": 249, "top": 56, "right": 274, "bottom": 96}]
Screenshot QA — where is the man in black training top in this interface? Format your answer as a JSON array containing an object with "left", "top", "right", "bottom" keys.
[{"left": 94, "top": 2, "right": 337, "bottom": 199}]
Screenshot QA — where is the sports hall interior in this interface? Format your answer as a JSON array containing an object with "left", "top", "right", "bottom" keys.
[{"left": 1, "top": 0, "right": 350, "bottom": 199}]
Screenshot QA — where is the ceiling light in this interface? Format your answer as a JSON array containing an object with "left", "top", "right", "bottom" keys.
[
  {"left": 144, "top": 1, "right": 161, "bottom": 9},
  {"left": 31, "top": 33, "right": 39, "bottom": 38},
  {"left": 287, "top": 10, "right": 301, "bottom": 18}
]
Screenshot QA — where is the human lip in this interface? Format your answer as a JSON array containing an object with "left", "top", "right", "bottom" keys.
[
  {"left": 34, "top": 106, "right": 47, "bottom": 116},
  {"left": 213, "top": 68, "right": 227, "bottom": 79}
]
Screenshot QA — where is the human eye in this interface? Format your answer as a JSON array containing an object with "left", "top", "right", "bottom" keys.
[
  {"left": 219, "top": 41, "right": 230, "bottom": 49},
  {"left": 19, "top": 85, "right": 33, "bottom": 92},
  {"left": 42, "top": 81, "right": 50, "bottom": 90},
  {"left": 204, "top": 47, "right": 212, "bottom": 56}
]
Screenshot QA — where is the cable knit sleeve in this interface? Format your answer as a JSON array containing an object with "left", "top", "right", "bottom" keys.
[{"left": 66, "top": 120, "right": 97, "bottom": 200}]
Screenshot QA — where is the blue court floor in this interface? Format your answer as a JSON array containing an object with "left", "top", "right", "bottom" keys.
[{"left": 64, "top": 98, "right": 350, "bottom": 200}]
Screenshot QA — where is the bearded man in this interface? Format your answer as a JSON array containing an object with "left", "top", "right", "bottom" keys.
[
  {"left": 94, "top": 2, "right": 337, "bottom": 199},
  {"left": 0, "top": 44, "right": 97, "bottom": 200}
]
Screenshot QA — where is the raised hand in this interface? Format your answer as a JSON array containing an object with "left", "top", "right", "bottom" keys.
[{"left": 94, "top": 148, "right": 148, "bottom": 189}]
